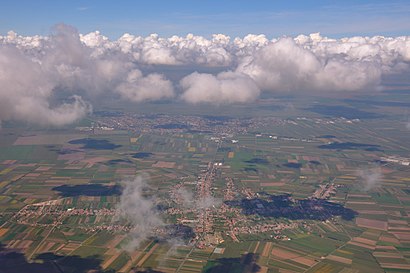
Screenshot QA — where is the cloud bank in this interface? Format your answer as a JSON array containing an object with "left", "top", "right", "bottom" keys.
[
  {"left": 0, "top": 24, "right": 174, "bottom": 126},
  {"left": 1, "top": 25, "right": 410, "bottom": 125}
]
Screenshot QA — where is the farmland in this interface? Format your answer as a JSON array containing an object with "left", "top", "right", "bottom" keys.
[{"left": 1, "top": 94, "right": 410, "bottom": 272}]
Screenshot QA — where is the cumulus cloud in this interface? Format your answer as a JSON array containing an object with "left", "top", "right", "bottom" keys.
[
  {"left": 116, "top": 177, "right": 198, "bottom": 251},
  {"left": 0, "top": 45, "right": 91, "bottom": 126},
  {"left": 180, "top": 71, "right": 260, "bottom": 104},
  {"left": 15, "top": 95, "right": 92, "bottom": 126},
  {"left": 1, "top": 26, "right": 409, "bottom": 113},
  {"left": 178, "top": 36, "right": 384, "bottom": 103},
  {"left": 238, "top": 37, "right": 382, "bottom": 92},
  {"left": 358, "top": 167, "right": 383, "bottom": 191},
  {"left": 115, "top": 70, "right": 174, "bottom": 102},
  {"left": 0, "top": 24, "right": 174, "bottom": 126},
  {"left": 45, "top": 25, "right": 175, "bottom": 101},
  {"left": 196, "top": 195, "right": 222, "bottom": 210},
  {"left": 175, "top": 187, "right": 221, "bottom": 209},
  {"left": 176, "top": 34, "right": 408, "bottom": 103},
  {"left": 175, "top": 187, "right": 195, "bottom": 208},
  {"left": 116, "top": 175, "right": 164, "bottom": 250}
]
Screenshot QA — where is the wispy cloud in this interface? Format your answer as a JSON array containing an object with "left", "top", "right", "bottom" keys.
[
  {"left": 77, "top": 7, "right": 89, "bottom": 11},
  {"left": 358, "top": 167, "right": 383, "bottom": 191}
]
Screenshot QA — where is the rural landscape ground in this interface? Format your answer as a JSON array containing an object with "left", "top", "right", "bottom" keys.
[{"left": 1, "top": 90, "right": 410, "bottom": 273}]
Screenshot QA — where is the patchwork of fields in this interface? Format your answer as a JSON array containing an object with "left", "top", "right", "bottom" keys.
[{"left": 1, "top": 101, "right": 410, "bottom": 272}]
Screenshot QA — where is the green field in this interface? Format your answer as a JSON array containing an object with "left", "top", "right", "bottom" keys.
[{"left": 1, "top": 96, "right": 410, "bottom": 272}]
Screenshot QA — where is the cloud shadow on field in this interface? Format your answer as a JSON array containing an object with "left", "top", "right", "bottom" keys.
[
  {"left": 105, "top": 159, "right": 134, "bottom": 165},
  {"left": 318, "top": 142, "right": 382, "bottom": 152},
  {"left": 68, "top": 138, "right": 122, "bottom": 150},
  {"left": 135, "top": 269, "right": 165, "bottom": 273},
  {"left": 0, "top": 243, "right": 114, "bottom": 273},
  {"left": 132, "top": 152, "right": 153, "bottom": 159},
  {"left": 204, "top": 253, "right": 261, "bottom": 273},
  {"left": 245, "top": 158, "right": 269, "bottom": 165},
  {"left": 225, "top": 193, "right": 357, "bottom": 221},
  {"left": 283, "top": 162, "right": 302, "bottom": 169},
  {"left": 52, "top": 184, "right": 122, "bottom": 197}
]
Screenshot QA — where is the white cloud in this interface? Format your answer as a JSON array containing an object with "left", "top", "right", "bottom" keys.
[
  {"left": 115, "top": 70, "right": 174, "bottom": 102},
  {"left": 180, "top": 71, "right": 260, "bottom": 104},
  {"left": 0, "top": 24, "right": 175, "bottom": 125},
  {"left": 238, "top": 37, "right": 382, "bottom": 92},
  {"left": 0, "top": 25, "right": 409, "bottom": 120},
  {"left": 358, "top": 167, "right": 383, "bottom": 191},
  {"left": 116, "top": 175, "right": 164, "bottom": 250},
  {"left": 0, "top": 45, "right": 91, "bottom": 126}
]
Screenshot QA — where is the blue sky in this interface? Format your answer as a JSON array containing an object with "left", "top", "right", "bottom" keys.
[{"left": 1, "top": 0, "right": 409, "bottom": 38}]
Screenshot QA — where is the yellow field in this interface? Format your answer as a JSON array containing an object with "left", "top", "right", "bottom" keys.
[{"left": 0, "top": 228, "right": 9, "bottom": 237}]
